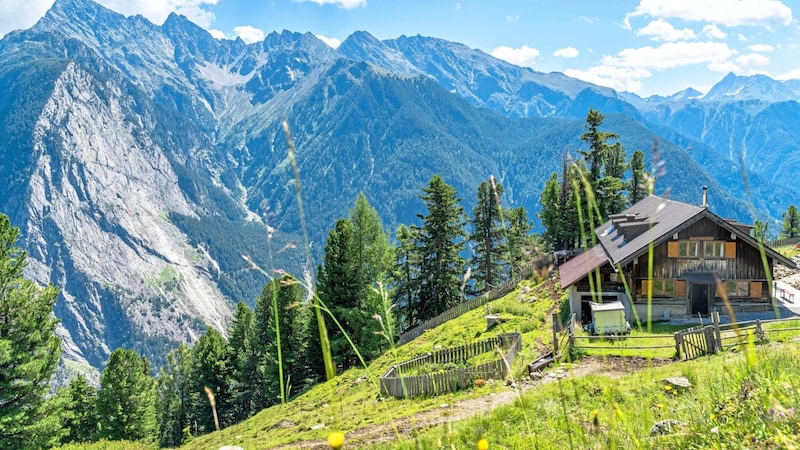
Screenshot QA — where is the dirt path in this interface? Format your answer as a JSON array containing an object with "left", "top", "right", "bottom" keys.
[{"left": 273, "top": 356, "right": 672, "bottom": 449}]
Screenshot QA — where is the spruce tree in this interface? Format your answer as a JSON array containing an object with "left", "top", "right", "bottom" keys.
[
  {"left": 96, "top": 348, "right": 157, "bottom": 442},
  {"left": 226, "top": 302, "right": 258, "bottom": 421},
  {"left": 156, "top": 344, "right": 192, "bottom": 447},
  {"left": 469, "top": 179, "right": 506, "bottom": 294},
  {"left": 0, "top": 214, "right": 62, "bottom": 449},
  {"left": 781, "top": 205, "right": 800, "bottom": 238},
  {"left": 63, "top": 374, "right": 99, "bottom": 443},
  {"left": 628, "top": 150, "right": 647, "bottom": 205},
  {"left": 504, "top": 206, "right": 533, "bottom": 276},
  {"left": 392, "top": 224, "right": 420, "bottom": 329},
  {"left": 188, "top": 328, "right": 230, "bottom": 433},
  {"left": 539, "top": 172, "right": 562, "bottom": 251},
  {"left": 415, "top": 175, "right": 466, "bottom": 321}
]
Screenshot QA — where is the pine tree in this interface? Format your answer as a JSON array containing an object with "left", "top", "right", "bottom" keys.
[
  {"left": 226, "top": 302, "right": 258, "bottom": 422},
  {"left": 156, "top": 344, "right": 192, "bottom": 447},
  {"left": 316, "top": 218, "right": 361, "bottom": 369},
  {"left": 416, "top": 175, "right": 466, "bottom": 321},
  {"left": 579, "top": 108, "right": 624, "bottom": 221},
  {"left": 600, "top": 142, "right": 627, "bottom": 216},
  {"left": 628, "top": 150, "right": 647, "bottom": 205},
  {"left": 469, "top": 179, "right": 506, "bottom": 294},
  {"left": 579, "top": 108, "right": 619, "bottom": 185},
  {"left": 392, "top": 224, "right": 420, "bottom": 329},
  {"left": 504, "top": 206, "right": 533, "bottom": 276},
  {"left": 63, "top": 374, "right": 99, "bottom": 443},
  {"left": 781, "top": 205, "right": 800, "bottom": 238},
  {"left": 188, "top": 328, "right": 230, "bottom": 434},
  {"left": 0, "top": 214, "right": 62, "bottom": 449},
  {"left": 539, "top": 172, "right": 562, "bottom": 251},
  {"left": 97, "top": 348, "right": 157, "bottom": 442}
]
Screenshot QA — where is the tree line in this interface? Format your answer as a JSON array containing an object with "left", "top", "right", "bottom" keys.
[{"left": 0, "top": 163, "right": 536, "bottom": 447}]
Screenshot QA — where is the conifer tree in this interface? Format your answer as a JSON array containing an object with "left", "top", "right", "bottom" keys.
[
  {"left": 781, "top": 205, "right": 800, "bottom": 238},
  {"left": 226, "top": 302, "right": 258, "bottom": 421},
  {"left": 415, "top": 175, "right": 466, "bottom": 320},
  {"left": 469, "top": 178, "right": 506, "bottom": 294},
  {"left": 628, "top": 150, "right": 647, "bottom": 205},
  {"left": 97, "top": 348, "right": 157, "bottom": 442},
  {"left": 504, "top": 206, "right": 533, "bottom": 275},
  {"left": 63, "top": 374, "right": 99, "bottom": 443},
  {"left": 188, "top": 328, "right": 230, "bottom": 433},
  {"left": 156, "top": 344, "right": 192, "bottom": 447},
  {"left": 392, "top": 224, "right": 420, "bottom": 329},
  {"left": 0, "top": 214, "right": 62, "bottom": 449}
]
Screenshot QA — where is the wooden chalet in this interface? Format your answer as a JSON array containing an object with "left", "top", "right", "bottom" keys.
[{"left": 559, "top": 193, "right": 797, "bottom": 324}]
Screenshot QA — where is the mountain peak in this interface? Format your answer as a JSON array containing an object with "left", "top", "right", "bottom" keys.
[{"left": 703, "top": 72, "right": 796, "bottom": 103}]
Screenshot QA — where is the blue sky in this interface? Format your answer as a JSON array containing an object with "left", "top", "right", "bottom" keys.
[{"left": 1, "top": 0, "right": 798, "bottom": 96}]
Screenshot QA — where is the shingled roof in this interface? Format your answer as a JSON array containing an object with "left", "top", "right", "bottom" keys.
[{"left": 559, "top": 195, "right": 797, "bottom": 287}]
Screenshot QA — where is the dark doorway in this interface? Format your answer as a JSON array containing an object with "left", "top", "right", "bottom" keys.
[{"left": 690, "top": 284, "right": 710, "bottom": 315}]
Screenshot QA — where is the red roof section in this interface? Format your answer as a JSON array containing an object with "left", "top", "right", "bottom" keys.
[{"left": 558, "top": 245, "right": 609, "bottom": 287}]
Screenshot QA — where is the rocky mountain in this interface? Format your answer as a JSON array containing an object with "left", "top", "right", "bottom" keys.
[{"left": 1, "top": 0, "right": 797, "bottom": 377}]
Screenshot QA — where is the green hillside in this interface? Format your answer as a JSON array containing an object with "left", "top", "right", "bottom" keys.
[{"left": 180, "top": 274, "right": 565, "bottom": 449}]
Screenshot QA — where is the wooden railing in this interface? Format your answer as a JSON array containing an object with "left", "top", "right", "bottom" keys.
[
  {"left": 380, "top": 332, "right": 522, "bottom": 398},
  {"left": 397, "top": 265, "right": 534, "bottom": 345}
]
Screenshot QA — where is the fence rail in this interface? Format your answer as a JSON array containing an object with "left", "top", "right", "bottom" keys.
[
  {"left": 398, "top": 265, "right": 534, "bottom": 345},
  {"left": 380, "top": 332, "right": 522, "bottom": 398},
  {"left": 767, "top": 237, "right": 800, "bottom": 248},
  {"left": 555, "top": 313, "right": 800, "bottom": 361}
]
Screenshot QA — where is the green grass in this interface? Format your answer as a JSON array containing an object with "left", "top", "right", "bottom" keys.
[
  {"left": 179, "top": 276, "right": 560, "bottom": 449},
  {"left": 369, "top": 342, "right": 800, "bottom": 449},
  {"left": 775, "top": 244, "right": 800, "bottom": 258}
]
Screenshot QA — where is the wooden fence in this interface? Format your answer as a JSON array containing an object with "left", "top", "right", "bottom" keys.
[
  {"left": 397, "top": 265, "right": 534, "bottom": 345},
  {"left": 766, "top": 237, "right": 800, "bottom": 248},
  {"left": 556, "top": 312, "right": 800, "bottom": 361},
  {"left": 380, "top": 332, "right": 522, "bottom": 398}
]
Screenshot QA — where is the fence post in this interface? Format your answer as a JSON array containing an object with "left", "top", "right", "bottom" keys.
[
  {"left": 568, "top": 313, "right": 576, "bottom": 351},
  {"left": 674, "top": 331, "right": 682, "bottom": 359},
  {"left": 712, "top": 312, "right": 722, "bottom": 353},
  {"left": 755, "top": 320, "right": 764, "bottom": 340},
  {"left": 552, "top": 313, "right": 559, "bottom": 356}
]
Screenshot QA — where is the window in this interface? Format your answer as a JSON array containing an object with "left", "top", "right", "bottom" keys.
[
  {"left": 726, "top": 281, "right": 749, "bottom": 297},
  {"left": 704, "top": 241, "right": 725, "bottom": 258},
  {"left": 678, "top": 241, "right": 698, "bottom": 257},
  {"left": 653, "top": 279, "right": 675, "bottom": 295}
]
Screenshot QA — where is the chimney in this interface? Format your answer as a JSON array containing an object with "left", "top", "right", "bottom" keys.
[{"left": 702, "top": 186, "right": 708, "bottom": 208}]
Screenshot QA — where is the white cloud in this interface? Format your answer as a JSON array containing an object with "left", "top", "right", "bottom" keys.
[
  {"left": 707, "top": 59, "right": 739, "bottom": 73},
  {"left": 580, "top": 16, "right": 598, "bottom": 24},
  {"left": 747, "top": 43, "right": 775, "bottom": 52},
  {"left": 564, "top": 66, "right": 651, "bottom": 93},
  {"left": 776, "top": 68, "right": 800, "bottom": 80},
  {"left": 293, "top": 0, "right": 365, "bottom": 8},
  {"left": 626, "top": 0, "right": 793, "bottom": 27},
  {"left": 208, "top": 29, "right": 225, "bottom": 39},
  {"left": 636, "top": 18, "right": 695, "bottom": 41},
  {"left": 506, "top": 15, "right": 520, "bottom": 21},
  {"left": 316, "top": 34, "right": 342, "bottom": 48},
  {"left": 490, "top": 45, "right": 540, "bottom": 67},
  {"left": 233, "top": 25, "right": 265, "bottom": 44},
  {"left": 736, "top": 52, "right": 769, "bottom": 66},
  {"left": 701, "top": 24, "right": 727, "bottom": 39},
  {"left": 553, "top": 47, "right": 579, "bottom": 58},
  {"left": 603, "top": 41, "right": 734, "bottom": 70}
]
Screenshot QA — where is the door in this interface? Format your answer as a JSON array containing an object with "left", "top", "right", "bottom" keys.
[{"left": 690, "top": 284, "right": 710, "bottom": 315}]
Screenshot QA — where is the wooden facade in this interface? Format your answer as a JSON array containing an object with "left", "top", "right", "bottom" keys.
[{"left": 560, "top": 195, "right": 796, "bottom": 321}]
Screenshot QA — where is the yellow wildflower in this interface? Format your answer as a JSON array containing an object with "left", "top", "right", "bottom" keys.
[
  {"left": 328, "top": 431, "right": 345, "bottom": 449},
  {"left": 477, "top": 438, "right": 489, "bottom": 450}
]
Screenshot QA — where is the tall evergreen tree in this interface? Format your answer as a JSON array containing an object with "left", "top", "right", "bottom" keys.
[
  {"left": 63, "top": 374, "right": 99, "bottom": 444},
  {"left": 539, "top": 172, "right": 562, "bottom": 251},
  {"left": 781, "top": 205, "right": 800, "bottom": 238},
  {"left": 189, "top": 328, "right": 230, "bottom": 434},
  {"left": 96, "top": 348, "right": 157, "bottom": 442},
  {"left": 226, "top": 302, "right": 258, "bottom": 422},
  {"left": 579, "top": 108, "right": 624, "bottom": 221},
  {"left": 156, "top": 344, "right": 192, "bottom": 447},
  {"left": 0, "top": 214, "right": 62, "bottom": 449},
  {"left": 392, "top": 224, "right": 420, "bottom": 329},
  {"left": 600, "top": 142, "right": 627, "bottom": 216},
  {"left": 504, "top": 206, "right": 533, "bottom": 275},
  {"left": 316, "top": 218, "right": 360, "bottom": 369},
  {"left": 579, "top": 108, "right": 619, "bottom": 185},
  {"left": 628, "top": 150, "right": 647, "bottom": 205},
  {"left": 415, "top": 175, "right": 466, "bottom": 321},
  {"left": 469, "top": 178, "right": 506, "bottom": 294}
]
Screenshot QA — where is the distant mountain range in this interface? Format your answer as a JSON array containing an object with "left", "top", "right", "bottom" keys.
[{"left": 1, "top": 0, "right": 797, "bottom": 376}]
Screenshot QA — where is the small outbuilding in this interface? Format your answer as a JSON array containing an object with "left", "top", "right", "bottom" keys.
[{"left": 589, "top": 301, "right": 629, "bottom": 335}]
